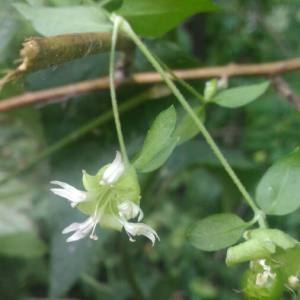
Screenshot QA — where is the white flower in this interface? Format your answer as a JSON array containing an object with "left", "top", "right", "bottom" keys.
[
  {"left": 255, "top": 259, "right": 276, "bottom": 287},
  {"left": 62, "top": 216, "right": 99, "bottom": 242},
  {"left": 121, "top": 219, "right": 159, "bottom": 246},
  {"left": 100, "top": 151, "right": 125, "bottom": 185},
  {"left": 50, "top": 181, "right": 87, "bottom": 207},
  {"left": 288, "top": 275, "right": 299, "bottom": 289},
  {"left": 118, "top": 200, "right": 143, "bottom": 221},
  {"left": 50, "top": 151, "right": 159, "bottom": 245}
]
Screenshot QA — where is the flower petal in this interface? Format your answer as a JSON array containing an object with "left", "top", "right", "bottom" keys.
[
  {"left": 100, "top": 151, "right": 125, "bottom": 185},
  {"left": 118, "top": 200, "right": 144, "bottom": 221},
  {"left": 122, "top": 220, "right": 159, "bottom": 246},
  {"left": 62, "top": 222, "right": 83, "bottom": 234},
  {"left": 50, "top": 180, "right": 87, "bottom": 206},
  {"left": 62, "top": 216, "right": 99, "bottom": 242}
]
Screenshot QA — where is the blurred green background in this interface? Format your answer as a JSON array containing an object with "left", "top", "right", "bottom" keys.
[{"left": 0, "top": 0, "right": 300, "bottom": 299}]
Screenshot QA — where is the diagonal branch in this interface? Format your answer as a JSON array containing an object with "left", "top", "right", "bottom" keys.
[
  {"left": 0, "top": 32, "right": 134, "bottom": 85},
  {"left": 1, "top": 57, "right": 300, "bottom": 112},
  {"left": 271, "top": 76, "right": 300, "bottom": 110}
]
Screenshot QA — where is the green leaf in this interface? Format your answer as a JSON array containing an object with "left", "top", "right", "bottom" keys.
[
  {"left": 138, "top": 137, "right": 178, "bottom": 173},
  {"left": 117, "top": 0, "right": 218, "bottom": 37},
  {"left": 134, "top": 106, "right": 178, "bottom": 172},
  {"left": 248, "top": 229, "right": 297, "bottom": 250},
  {"left": 212, "top": 81, "right": 269, "bottom": 108},
  {"left": 173, "top": 106, "right": 205, "bottom": 145},
  {"left": 50, "top": 231, "right": 103, "bottom": 297},
  {"left": 0, "top": 232, "right": 46, "bottom": 258},
  {"left": 256, "top": 149, "right": 300, "bottom": 215},
  {"left": 49, "top": 201, "right": 106, "bottom": 298},
  {"left": 187, "top": 213, "right": 248, "bottom": 252},
  {"left": 13, "top": 4, "right": 112, "bottom": 36},
  {"left": 0, "top": 0, "right": 17, "bottom": 63}
]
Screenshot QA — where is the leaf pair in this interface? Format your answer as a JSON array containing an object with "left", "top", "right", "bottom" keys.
[
  {"left": 133, "top": 105, "right": 204, "bottom": 173},
  {"left": 188, "top": 149, "right": 300, "bottom": 255}
]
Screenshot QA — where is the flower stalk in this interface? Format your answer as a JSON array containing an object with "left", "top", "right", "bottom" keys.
[{"left": 109, "top": 16, "right": 129, "bottom": 164}]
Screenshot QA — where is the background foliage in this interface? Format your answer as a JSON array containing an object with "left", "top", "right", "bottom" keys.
[{"left": 0, "top": 0, "right": 300, "bottom": 299}]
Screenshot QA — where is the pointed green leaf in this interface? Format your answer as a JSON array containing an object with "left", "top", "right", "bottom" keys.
[
  {"left": 137, "top": 136, "right": 178, "bottom": 173},
  {"left": 256, "top": 149, "right": 300, "bottom": 215},
  {"left": 134, "top": 106, "right": 177, "bottom": 172},
  {"left": 212, "top": 81, "right": 269, "bottom": 108},
  {"left": 188, "top": 213, "right": 249, "bottom": 252},
  {"left": 50, "top": 230, "right": 103, "bottom": 297},
  {"left": 13, "top": 4, "right": 112, "bottom": 36},
  {"left": 49, "top": 197, "right": 106, "bottom": 298},
  {"left": 117, "top": 0, "right": 218, "bottom": 37},
  {"left": 174, "top": 106, "right": 205, "bottom": 145}
]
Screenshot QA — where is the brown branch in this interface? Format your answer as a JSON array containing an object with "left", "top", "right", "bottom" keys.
[
  {"left": 271, "top": 76, "right": 300, "bottom": 110},
  {"left": 1, "top": 57, "right": 300, "bottom": 112},
  {"left": 0, "top": 77, "right": 111, "bottom": 111}
]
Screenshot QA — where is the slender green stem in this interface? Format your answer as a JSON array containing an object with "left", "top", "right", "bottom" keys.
[
  {"left": 155, "top": 56, "right": 206, "bottom": 103},
  {"left": 173, "top": 74, "right": 205, "bottom": 104},
  {"left": 0, "top": 89, "right": 156, "bottom": 186},
  {"left": 122, "top": 20, "right": 262, "bottom": 216},
  {"left": 110, "top": 16, "right": 129, "bottom": 163}
]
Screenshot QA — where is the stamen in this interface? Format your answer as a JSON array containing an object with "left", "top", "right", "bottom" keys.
[{"left": 89, "top": 220, "right": 98, "bottom": 240}]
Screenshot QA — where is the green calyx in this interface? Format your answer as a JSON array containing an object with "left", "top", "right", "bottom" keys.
[
  {"left": 226, "top": 228, "right": 298, "bottom": 266},
  {"left": 77, "top": 165, "right": 140, "bottom": 230}
]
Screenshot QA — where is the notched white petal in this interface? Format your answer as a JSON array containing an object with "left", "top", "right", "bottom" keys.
[
  {"left": 118, "top": 200, "right": 144, "bottom": 221},
  {"left": 50, "top": 180, "right": 87, "bottom": 207},
  {"left": 62, "top": 222, "right": 83, "bottom": 234},
  {"left": 100, "top": 151, "right": 125, "bottom": 185},
  {"left": 62, "top": 216, "right": 99, "bottom": 242},
  {"left": 122, "top": 221, "right": 159, "bottom": 246}
]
